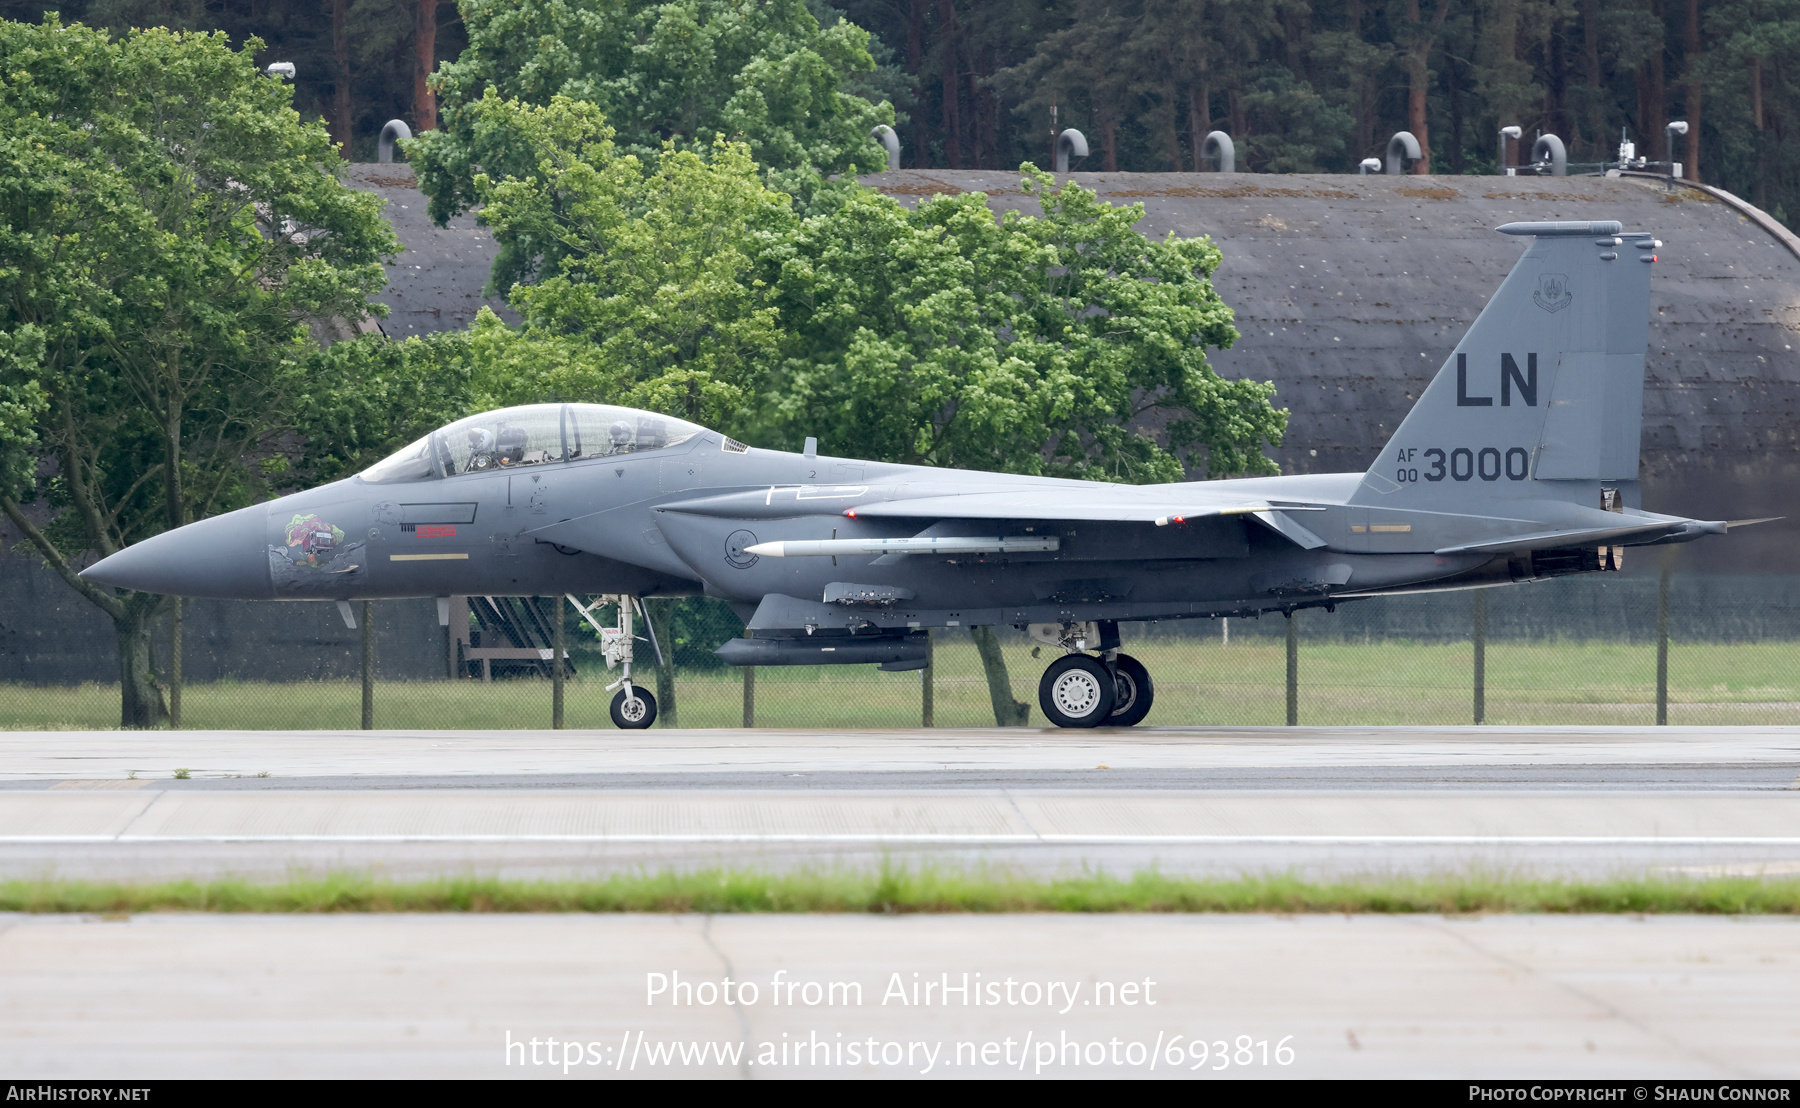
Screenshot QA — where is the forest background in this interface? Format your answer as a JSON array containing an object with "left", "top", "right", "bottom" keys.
[{"left": 4, "top": 0, "right": 1793, "bottom": 227}]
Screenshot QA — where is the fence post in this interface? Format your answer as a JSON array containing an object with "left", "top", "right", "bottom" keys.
[
  {"left": 169, "top": 598, "right": 183, "bottom": 730},
  {"left": 646, "top": 599, "right": 677, "bottom": 727},
  {"left": 1656, "top": 551, "right": 1673, "bottom": 725},
  {"left": 740, "top": 665, "right": 755, "bottom": 727},
  {"left": 1285, "top": 612, "right": 1298, "bottom": 726},
  {"left": 360, "top": 600, "right": 374, "bottom": 730},
  {"left": 552, "top": 595, "right": 565, "bottom": 729},
  {"left": 922, "top": 630, "right": 934, "bottom": 727},
  {"left": 1472, "top": 590, "right": 1487, "bottom": 725}
]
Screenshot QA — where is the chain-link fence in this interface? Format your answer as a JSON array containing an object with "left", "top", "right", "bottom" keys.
[{"left": 3, "top": 565, "right": 1797, "bottom": 729}]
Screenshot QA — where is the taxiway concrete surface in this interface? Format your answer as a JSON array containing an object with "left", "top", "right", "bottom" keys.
[
  {"left": 2, "top": 912, "right": 1796, "bottom": 1079},
  {"left": 4, "top": 727, "right": 1798, "bottom": 1079},
  {"left": 2, "top": 726, "right": 1797, "bottom": 880}
]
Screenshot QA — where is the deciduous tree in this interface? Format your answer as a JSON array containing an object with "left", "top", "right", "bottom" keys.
[
  {"left": 0, "top": 19, "right": 398, "bottom": 726},
  {"left": 409, "top": 0, "right": 894, "bottom": 225}
]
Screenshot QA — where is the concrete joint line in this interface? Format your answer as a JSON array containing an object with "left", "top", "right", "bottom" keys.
[
  {"left": 1414, "top": 917, "right": 1742, "bottom": 1077},
  {"left": 699, "top": 916, "right": 755, "bottom": 1080},
  {"left": 999, "top": 787, "right": 1045, "bottom": 842},
  {"left": 111, "top": 790, "right": 166, "bottom": 841}
]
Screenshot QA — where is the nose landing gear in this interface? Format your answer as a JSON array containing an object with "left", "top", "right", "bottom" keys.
[
  {"left": 1030, "top": 621, "right": 1156, "bottom": 728},
  {"left": 571, "top": 593, "right": 660, "bottom": 729}
]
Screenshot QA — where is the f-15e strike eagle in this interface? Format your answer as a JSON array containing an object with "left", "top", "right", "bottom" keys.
[{"left": 84, "top": 220, "right": 1757, "bottom": 728}]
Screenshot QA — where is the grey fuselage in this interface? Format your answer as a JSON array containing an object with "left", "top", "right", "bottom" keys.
[
  {"left": 82, "top": 218, "right": 1727, "bottom": 638},
  {"left": 79, "top": 432, "right": 1642, "bottom": 637}
]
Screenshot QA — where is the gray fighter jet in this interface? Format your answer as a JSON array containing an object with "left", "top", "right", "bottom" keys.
[{"left": 82, "top": 220, "right": 1756, "bottom": 728}]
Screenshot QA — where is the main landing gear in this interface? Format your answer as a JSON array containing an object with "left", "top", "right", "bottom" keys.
[
  {"left": 1030, "top": 621, "right": 1155, "bottom": 729},
  {"left": 570, "top": 593, "right": 660, "bottom": 729}
]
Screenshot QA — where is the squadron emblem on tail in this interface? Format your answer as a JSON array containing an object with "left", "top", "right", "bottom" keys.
[{"left": 1532, "top": 272, "right": 1572, "bottom": 312}]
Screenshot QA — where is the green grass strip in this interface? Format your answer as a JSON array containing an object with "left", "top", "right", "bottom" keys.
[{"left": 5, "top": 869, "right": 1800, "bottom": 915}]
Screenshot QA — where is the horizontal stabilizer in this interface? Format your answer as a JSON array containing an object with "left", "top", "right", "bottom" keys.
[{"left": 1434, "top": 520, "right": 1696, "bottom": 556}]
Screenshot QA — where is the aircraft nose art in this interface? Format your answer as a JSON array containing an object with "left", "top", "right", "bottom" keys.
[{"left": 79, "top": 504, "right": 274, "bottom": 600}]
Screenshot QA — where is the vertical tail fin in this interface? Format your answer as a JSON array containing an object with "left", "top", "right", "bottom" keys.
[{"left": 1352, "top": 221, "right": 1655, "bottom": 505}]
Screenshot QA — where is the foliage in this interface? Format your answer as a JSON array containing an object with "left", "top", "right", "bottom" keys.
[
  {"left": 409, "top": 0, "right": 894, "bottom": 224},
  {"left": 1239, "top": 66, "right": 1354, "bottom": 174},
  {"left": 759, "top": 169, "right": 1282, "bottom": 481},
  {"left": 11, "top": 1, "right": 1800, "bottom": 227},
  {"left": 291, "top": 331, "right": 482, "bottom": 486},
  {"left": 0, "top": 18, "right": 398, "bottom": 725},
  {"left": 7, "top": 868, "right": 1800, "bottom": 914},
  {"left": 1697, "top": 0, "right": 1800, "bottom": 218},
  {"left": 426, "top": 93, "right": 799, "bottom": 433},
  {"left": 0, "top": 0, "right": 467, "bottom": 162},
  {"left": 0, "top": 325, "right": 46, "bottom": 494},
  {"left": 464, "top": 102, "right": 1279, "bottom": 479}
]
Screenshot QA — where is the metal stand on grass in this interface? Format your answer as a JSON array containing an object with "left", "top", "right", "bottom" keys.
[
  {"left": 1472, "top": 590, "right": 1487, "bottom": 725},
  {"left": 552, "top": 595, "right": 565, "bottom": 729},
  {"left": 1656, "top": 550, "right": 1675, "bottom": 725},
  {"left": 922, "top": 630, "right": 934, "bottom": 727},
  {"left": 168, "top": 598, "right": 183, "bottom": 730},
  {"left": 1285, "top": 613, "right": 1299, "bottom": 726},
  {"left": 361, "top": 600, "right": 374, "bottom": 730}
]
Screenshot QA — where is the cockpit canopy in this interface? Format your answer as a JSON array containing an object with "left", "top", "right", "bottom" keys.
[{"left": 360, "top": 404, "right": 707, "bottom": 484}]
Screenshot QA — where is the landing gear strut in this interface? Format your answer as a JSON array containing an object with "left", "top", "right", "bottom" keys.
[
  {"left": 1030, "top": 621, "right": 1156, "bottom": 728},
  {"left": 571, "top": 594, "right": 659, "bottom": 729}
]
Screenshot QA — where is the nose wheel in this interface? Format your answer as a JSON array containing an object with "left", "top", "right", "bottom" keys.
[
  {"left": 1036, "top": 650, "right": 1156, "bottom": 728},
  {"left": 609, "top": 686, "right": 658, "bottom": 729}
]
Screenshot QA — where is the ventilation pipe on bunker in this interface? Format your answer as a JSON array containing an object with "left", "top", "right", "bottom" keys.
[
  {"left": 1497, "top": 125, "right": 1522, "bottom": 172},
  {"left": 1385, "top": 131, "right": 1422, "bottom": 175},
  {"left": 871, "top": 125, "right": 900, "bottom": 171},
  {"left": 1201, "top": 131, "right": 1235, "bottom": 173},
  {"left": 1531, "top": 134, "right": 1567, "bottom": 176},
  {"left": 1665, "top": 121, "right": 1688, "bottom": 180},
  {"left": 1054, "top": 128, "right": 1089, "bottom": 173},
  {"left": 379, "top": 119, "right": 413, "bottom": 164}
]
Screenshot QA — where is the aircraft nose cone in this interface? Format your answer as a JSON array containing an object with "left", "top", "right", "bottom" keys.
[{"left": 79, "top": 505, "right": 273, "bottom": 599}]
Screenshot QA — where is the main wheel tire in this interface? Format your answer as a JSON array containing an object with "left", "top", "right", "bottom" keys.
[
  {"left": 1038, "top": 654, "right": 1116, "bottom": 728},
  {"left": 1107, "top": 653, "right": 1155, "bottom": 727},
  {"left": 609, "top": 687, "right": 658, "bottom": 729}
]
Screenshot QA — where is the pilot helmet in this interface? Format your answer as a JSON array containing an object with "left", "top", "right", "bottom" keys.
[
  {"left": 609, "top": 420, "right": 633, "bottom": 446},
  {"left": 466, "top": 427, "right": 496, "bottom": 453}
]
